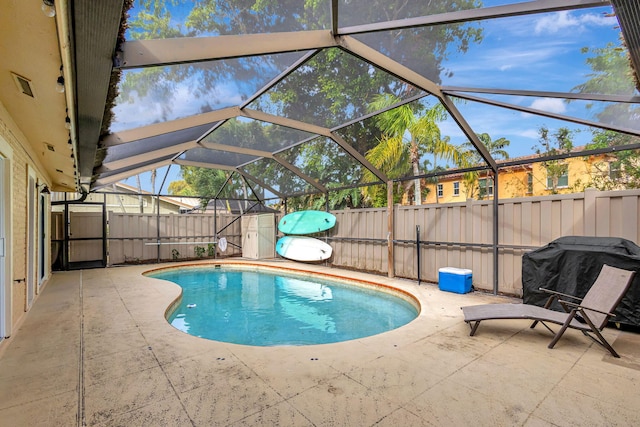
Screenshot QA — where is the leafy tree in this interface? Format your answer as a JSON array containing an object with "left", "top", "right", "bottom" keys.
[
  {"left": 571, "top": 41, "right": 640, "bottom": 189},
  {"left": 583, "top": 130, "right": 640, "bottom": 190},
  {"left": 120, "top": 1, "right": 330, "bottom": 109},
  {"left": 532, "top": 126, "right": 574, "bottom": 194},
  {"left": 348, "top": 1, "right": 483, "bottom": 85},
  {"left": 167, "top": 179, "right": 195, "bottom": 196},
  {"left": 572, "top": 42, "right": 638, "bottom": 129},
  {"left": 122, "top": 0, "right": 484, "bottom": 203},
  {"left": 178, "top": 166, "right": 243, "bottom": 210}
]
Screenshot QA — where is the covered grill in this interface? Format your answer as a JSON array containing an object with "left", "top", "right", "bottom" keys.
[{"left": 522, "top": 236, "right": 640, "bottom": 327}]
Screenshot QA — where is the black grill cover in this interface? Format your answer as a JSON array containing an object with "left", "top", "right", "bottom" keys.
[{"left": 522, "top": 236, "right": 640, "bottom": 327}]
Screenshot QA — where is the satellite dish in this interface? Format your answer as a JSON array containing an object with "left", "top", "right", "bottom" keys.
[{"left": 218, "top": 237, "right": 228, "bottom": 252}]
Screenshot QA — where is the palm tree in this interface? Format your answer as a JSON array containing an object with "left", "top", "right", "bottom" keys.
[
  {"left": 365, "top": 94, "right": 462, "bottom": 205},
  {"left": 462, "top": 133, "right": 510, "bottom": 199}
]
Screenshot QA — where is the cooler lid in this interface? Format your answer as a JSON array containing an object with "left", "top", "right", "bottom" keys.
[{"left": 438, "top": 267, "right": 472, "bottom": 275}]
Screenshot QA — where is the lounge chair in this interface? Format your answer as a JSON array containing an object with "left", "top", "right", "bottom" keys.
[{"left": 461, "top": 264, "right": 635, "bottom": 357}]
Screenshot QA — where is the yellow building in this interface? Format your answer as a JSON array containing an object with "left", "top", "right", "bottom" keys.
[{"left": 421, "top": 150, "right": 616, "bottom": 204}]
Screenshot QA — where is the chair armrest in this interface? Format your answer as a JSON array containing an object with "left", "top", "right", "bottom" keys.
[
  {"left": 539, "top": 288, "right": 583, "bottom": 301},
  {"left": 557, "top": 299, "right": 616, "bottom": 317}
]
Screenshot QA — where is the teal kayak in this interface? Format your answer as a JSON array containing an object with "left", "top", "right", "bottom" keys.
[{"left": 278, "top": 210, "right": 336, "bottom": 235}]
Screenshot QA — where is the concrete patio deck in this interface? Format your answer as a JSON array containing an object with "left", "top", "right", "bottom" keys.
[{"left": 0, "top": 260, "right": 639, "bottom": 426}]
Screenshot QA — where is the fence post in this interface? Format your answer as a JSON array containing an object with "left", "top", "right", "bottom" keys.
[
  {"left": 214, "top": 200, "right": 217, "bottom": 260},
  {"left": 416, "top": 225, "right": 421, "bottom": 285},
  {"left": 387, "top": 181, "right": 395, "bottom": 278},
  {"left": 156, "top": 194, "right": 161, "bottom": 263},
  {"left": 492, "top": 173, "right": 499, "bottom": 295}
]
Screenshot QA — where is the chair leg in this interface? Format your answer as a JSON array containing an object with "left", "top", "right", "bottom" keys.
[
  {"left": 548, "top": 310, "right": 577, "bottom": 349},
  {"left": 583, "top": 330, "right": 620, "bottom": 358},
  {"left": 532, "top": 295, "right": 560, "bottom": 330},
  {"left": 579, "top": 310, "right": 621, "bottom": 358},
  {"left": 468, "top": 321, "right": 481, "bottom": 336}
]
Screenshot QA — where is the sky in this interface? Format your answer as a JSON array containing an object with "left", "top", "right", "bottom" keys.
[{"left": 113, "top": 1, "right": 632, "bottom": 193}]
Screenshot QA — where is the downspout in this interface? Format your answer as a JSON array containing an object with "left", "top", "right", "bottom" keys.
[{"left": 72, "top": 186, "right": 89, "bottom": 203}]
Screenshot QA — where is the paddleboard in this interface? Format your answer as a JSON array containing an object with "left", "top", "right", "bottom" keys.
[
  {"left": 278, "top": 210, "right": 336, "bottom": 235},
  {"left": 276, "top": 236, "right": 333, "bottom": 262}
]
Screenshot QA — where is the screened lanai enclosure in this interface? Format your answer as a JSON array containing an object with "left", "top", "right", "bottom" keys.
[{"left": 54, "top": 1, "right": 640, "bottom": 294}]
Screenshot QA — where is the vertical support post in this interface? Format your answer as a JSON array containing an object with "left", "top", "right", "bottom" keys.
[
  {"left": 387, "top": 181, "right": 395, "bottom": 278},
  {"left": 102, "top": 193, "right": 107, "bottom": 267},
  {"left": 156, "top": 192, "right": 161, "bottom": 263},
  {"left": 492, "top": 172, "right": 499, "bottom": 295},
  {"left": 157, "top": 166, "right": 171, "bottom": 263},
  {"left": 63, "top": 200, "right": 69, "bottom": 270},
  {"left": 325, "top": 192, "right": 330, "bottom": 265},
  {"left": 416, "top": 225, "right": 421, "bottom": 285},
  {"left": 213, "top": 198, "right": 217, "bottom": 260}
]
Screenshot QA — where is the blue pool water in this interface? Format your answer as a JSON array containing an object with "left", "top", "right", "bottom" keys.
[{"left": 149, "top": 266, "right": 419, "bottom": 346}]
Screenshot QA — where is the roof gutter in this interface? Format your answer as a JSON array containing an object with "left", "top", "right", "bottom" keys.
[{"left": 55, "top": 0, "right": 81, "bottom": 192}]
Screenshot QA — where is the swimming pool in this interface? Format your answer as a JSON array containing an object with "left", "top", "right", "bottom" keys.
[{"left": 148, "top": 265, "right": 419, "bottom": 346}]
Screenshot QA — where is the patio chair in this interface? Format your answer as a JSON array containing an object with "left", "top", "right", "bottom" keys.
[{"left": 461, "top": 264, "right": 635, "bottom": 357}]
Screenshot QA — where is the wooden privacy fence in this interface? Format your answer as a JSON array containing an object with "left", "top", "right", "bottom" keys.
[{"left": 106, "top": 188, "right": 640, "bottom": 295}]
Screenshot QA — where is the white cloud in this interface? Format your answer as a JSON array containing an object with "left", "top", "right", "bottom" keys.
[
  {"left": 111, "top": 78, "right": 245, "bottom": 132},
  {"left": 579, "top": 13, "right": 616, "bottom": 27},
  {"left": 529, "top": 98, "right": 567, "bottom": 114},
  {"left": 111, "top": 91, "right": 164, "bottom": 132},
  {"left": 534, "top": 11, "right": 616, "bottom": 35},
  {"left": 518, "top": 129, "right": 540, "bottom": 140}
]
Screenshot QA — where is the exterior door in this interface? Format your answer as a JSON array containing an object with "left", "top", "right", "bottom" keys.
[
  {"left": 26, "top": 173, "right": 35, "bottom": 309},
  {"left": 0, "top": 157, "right": 5, "bottom": 338}
]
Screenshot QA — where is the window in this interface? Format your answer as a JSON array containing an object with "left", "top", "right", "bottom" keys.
[
  {"left": 436, "top": 183, "right": 443, "bottom": 198},
  {"left": 546, "top": 167, "right": 568, "bottom": 189},
  {"left": 527, "top": 172, "right": 533, "bottom": 194},
  {"left": 478, "top": 178, "right": 493, "bottom": 198},
  {"left": 453, "top": 181, "right": 460, "bottom": 196}
]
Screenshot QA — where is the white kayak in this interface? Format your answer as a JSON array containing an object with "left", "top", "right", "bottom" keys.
[{"left": 276, "top": 236, "right": 333, "bottom": 262}]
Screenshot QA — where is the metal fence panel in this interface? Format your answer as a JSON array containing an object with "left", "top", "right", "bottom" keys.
[{"left": 106, "top": 189, "right": 640, "bottom": 296}]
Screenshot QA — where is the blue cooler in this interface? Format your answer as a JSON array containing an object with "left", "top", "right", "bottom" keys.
[{"left": 438, "top": 267, "right": 473, "bottom": 294}]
